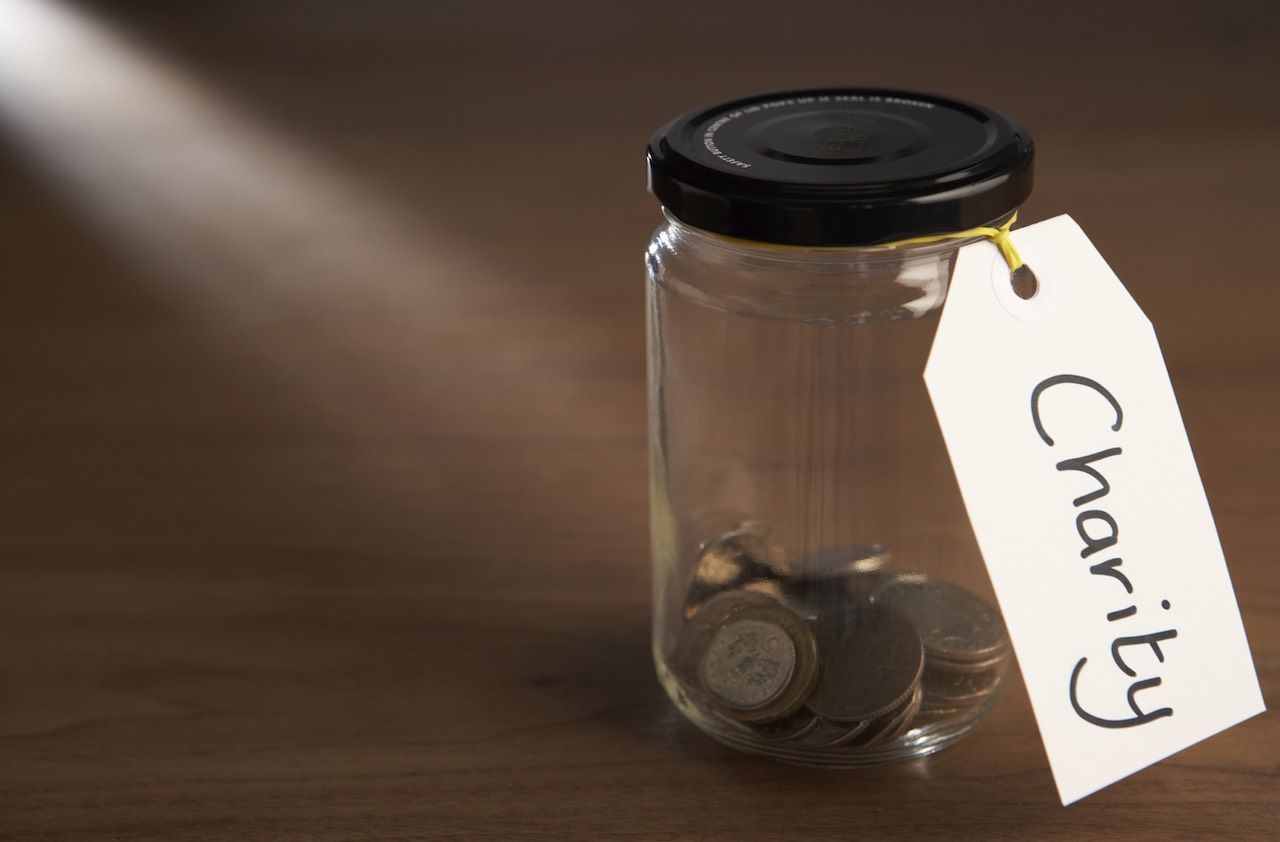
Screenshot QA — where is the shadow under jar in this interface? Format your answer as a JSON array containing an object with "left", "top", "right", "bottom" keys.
[{"left": 645, "top": 88, "right": 1035, "bottom": 766}]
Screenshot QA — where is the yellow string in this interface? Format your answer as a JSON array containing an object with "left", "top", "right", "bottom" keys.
[{"left": 885, "top": 211, "right": 1024, "bottom": 271}]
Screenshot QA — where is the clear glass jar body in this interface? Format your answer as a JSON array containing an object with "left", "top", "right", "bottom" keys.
[{"left": 647, "top": 212, "right": 1011, "bottom": 765}]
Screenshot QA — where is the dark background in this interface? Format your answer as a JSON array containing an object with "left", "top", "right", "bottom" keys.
[{"left": 2, "top": 1, "right": 1277, "bottom": 838}]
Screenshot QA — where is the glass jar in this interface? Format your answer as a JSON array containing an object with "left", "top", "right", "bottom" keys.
[{"left": 645, "top": 89, "right": 1034, "bottom": 765}]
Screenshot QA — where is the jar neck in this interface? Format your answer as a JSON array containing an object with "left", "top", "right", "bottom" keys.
[
  {"left": 653, "top": 210, "right": 996, "bottom": 324},
  {"left": 660, "top": 210, "right": 985, "bottom": 270}
]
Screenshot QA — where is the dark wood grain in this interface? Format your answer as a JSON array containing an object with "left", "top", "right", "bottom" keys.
[{"left": 1, "top": 2, "right": 1277, "bottom": 838}]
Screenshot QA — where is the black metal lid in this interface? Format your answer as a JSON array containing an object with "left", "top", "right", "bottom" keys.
[{"left": 647, "top": 88, "right": 1034, "bottom": 246}]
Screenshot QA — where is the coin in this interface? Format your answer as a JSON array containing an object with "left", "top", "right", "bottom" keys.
[
  {"left": 871, "top": 576, "right": 1008, "bottom": 663},
  {"left": 686, "top": 594, "right": 819, "bottom": 724},
  {"left": 670, "top": 589, "right": 788, "bottom": 685},
  {"left": 843, "top": 570, "right": 897, "bottom": 604},
  {"left": 685, "top": 577, "right": 785, "bottom": 620},
  {"left": 796, "top": 543, "right": 892, "bottom": 577},
  {"left": 842, "top": 713, "right": 897, "bottom": 749},
  {"left": 807, "top": 603, "right": 924, "bottom": 723},
  {"left": 880, "top": 683, "right": 924, "bottom": 742},
  {"left": 697, "top": 521, "right": 787, "bottom": 574},
  {"left": 691, "top": 588, "right": 787, "bottom": 628},
  {"left": 700, "top": 618, "right": 797, "bottom": 712},
  {"left": 844, "top": 681, "right": 923, "bottom": 748},
  {"left": 802, "top": 717, "right": 871, "bottom": 748},
  {"left": 910, "top": 706, "right": 964, "bottom": 726},
  {"left": 724, "top": 603, "right": 820, "bottom": 723},
  {"left": 683, "top": 523, "right": 787, "bottom": 618},
  {"left": 784, "top": 544, "right": 894, "bottom": 610},
  {"left": 926, "top": 649, "right": 1009, "bottom": 675},
  {"left": 751, "top": 708, "right": 821, "bottom": 741},
  {"left": 921, "top": 664, "right": 1002, "bottom": 706}
]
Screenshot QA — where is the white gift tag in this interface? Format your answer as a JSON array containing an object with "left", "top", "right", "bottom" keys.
[{"left": 924, "top": 214, "right": 1264, "bottom": 805}]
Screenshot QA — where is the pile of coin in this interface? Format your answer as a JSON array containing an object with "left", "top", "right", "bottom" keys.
[
  {"left": 869, "top": 575, "right": 1011, "bottom": 724},
  {"left": 671, "top": 524, "right": 1010, "bottom": 751}
]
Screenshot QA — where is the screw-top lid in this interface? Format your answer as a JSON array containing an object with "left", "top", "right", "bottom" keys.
[{"left": 647, "top": 88, "right": 1034, "bottom": 246}]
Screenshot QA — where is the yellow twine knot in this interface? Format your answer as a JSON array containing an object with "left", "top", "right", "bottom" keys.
[{"left": 886, "top": 211, "right": 1024, "bottom": 271}]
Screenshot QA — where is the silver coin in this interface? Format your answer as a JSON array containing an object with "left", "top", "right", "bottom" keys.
[
  {"left": 683, "top": 524, "right": 787, "bottom": 619},
  {"left": 911, "top": 705, "right": 965, "bottom": 725},
  {"left": 670, "top": 583, "right": 778, "bottom": 680},
  {"left": 670, "top": 589, "right": 787, "bottom": 685},
  {"left": 688, "top": 588, "right": 786, "bottom": 629},
  {"left": 684, "top": 576, "right": 785, "bottom": 620},
  {"left": 808, "top": 603, "right": 924, "bottom": 722},
  {"left": 843, "top": 569, "right": 897, "bottom": 604},
  {"left": 802, "top": 717, "right": 872, "bottom": 748},
  {"left": 750, "top": 708, "right": 821, "bottom": 742},
  {"left": 727, "top": 602, "right": 821, "bottom": 723},
  {"left": 880, "top": 683, "right": 925, "bottom": 742},
  {"left": 681, "top": 594, "right": 820, "bottom": 724},
  {"left": 784, "top": 544, "right": 894, "bottom": 610},
  {"left": 700, "top": 619, "right": 797, "bottom": 712},
  {"left": 695, "top": 521, "right": 787, "bottom": 575},
  {"left": 871, "top": 576, "right": 1008, "bottom": 663},
  {"left": 926, "top": 649, "right": 1010, "bottom": 675},
  {"left": 845, "top": 682, "right": 923, "bottom": 749},
  {"left": 795, "top": 543, "right": 892, "bottom": 577},
  {"left": 921, "top": 664, "right": 1003, "bottom": 706}
]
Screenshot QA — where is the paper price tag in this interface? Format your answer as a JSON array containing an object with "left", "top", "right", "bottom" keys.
[{"left": 924, "top": 215, "right": 1264, "bottom": 805}]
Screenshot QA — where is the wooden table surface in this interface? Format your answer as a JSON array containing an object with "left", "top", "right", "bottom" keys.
[{"left": 1, "top": 2, "right": 1277, "bottom": 838}]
